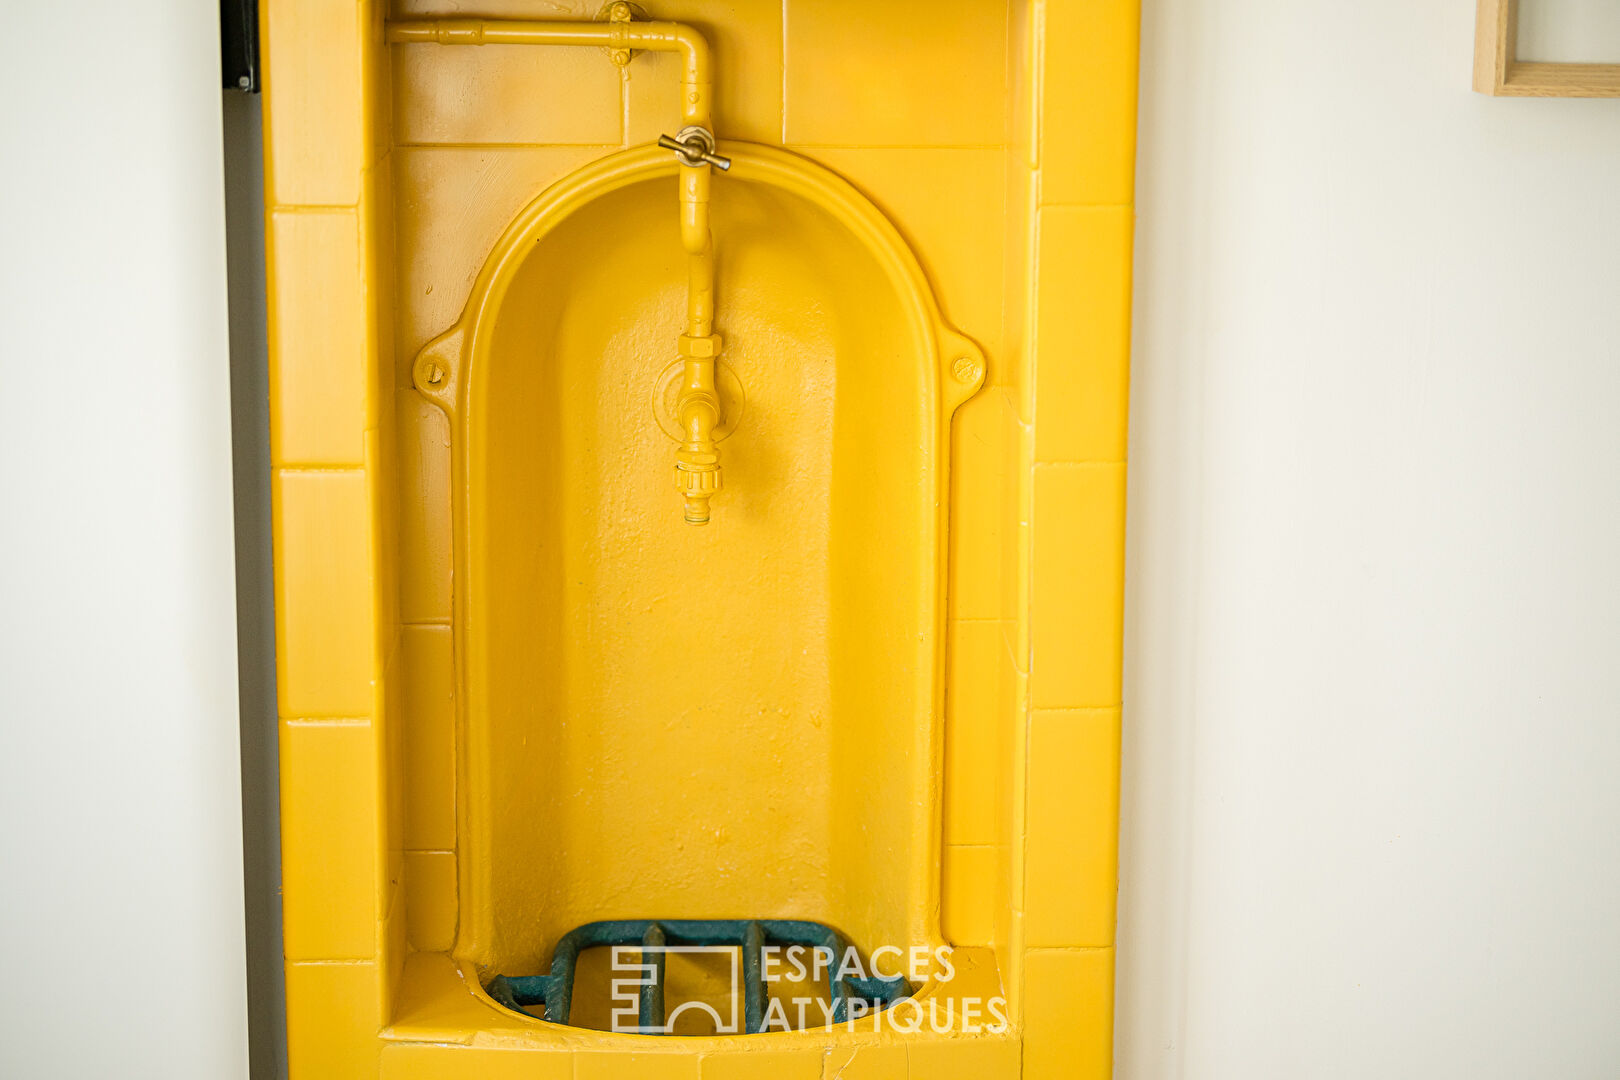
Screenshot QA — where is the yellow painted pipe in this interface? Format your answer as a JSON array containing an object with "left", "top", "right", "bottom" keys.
[
  {"left": 680, "top": 165, "right": 711, "bottom": 259},
  {"left": 676, "top": 213, "right": 720, "bottom": 524},
  {"left": 384, "top": 17, "right": 711, "bottom": 129},
  {"left": 387, "top": 12, "right": 726, "bottom": 524},
  {"left": 686, "top": 246, "right": 714, "bottom": 338}
]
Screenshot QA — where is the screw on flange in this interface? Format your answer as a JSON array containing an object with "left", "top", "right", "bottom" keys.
[
  {"left": 952, "top": 354, "right": 983, "bottom": 385},
  {"left": 417, "top": 358, "right": 448, "bottom": 389}
]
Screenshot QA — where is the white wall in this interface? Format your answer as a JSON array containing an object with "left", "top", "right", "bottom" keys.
[
  {"left": 1120, "top": 3, "right": 1620, "bottom": 1078},
  {"left": 1519, "top": 0, "right": 1620, "bottom": 63},
  {"left": 0, "top": 4, "right": 249, "bottom": 1078}
]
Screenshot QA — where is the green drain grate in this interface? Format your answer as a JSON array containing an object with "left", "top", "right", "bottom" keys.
[{"left": 486, "top": 919, "right": 912, "bottom": 1034}]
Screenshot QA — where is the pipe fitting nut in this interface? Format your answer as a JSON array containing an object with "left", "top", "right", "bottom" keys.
[{"left": 678, "top": 333, "right": 722, "bottom": 358}]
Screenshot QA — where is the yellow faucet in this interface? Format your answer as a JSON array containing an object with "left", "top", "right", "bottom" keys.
[
  {"left": 664, "top": 129, "right": 728, "bottom": 524},
  {"left": 387, "top": 3, "right": 732, "bottom": 524}
]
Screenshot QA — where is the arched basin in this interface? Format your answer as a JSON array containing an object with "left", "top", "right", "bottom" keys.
[{"left": 411, "top": 144, "right": 985, "bottom": 986}]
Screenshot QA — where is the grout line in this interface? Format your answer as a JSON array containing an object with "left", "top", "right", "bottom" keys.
[
  {"left": 282, "top": 715, "right": 371, "bottom": 726},
  {"left": 274, "top": 464, "right": 368, "bottom": 475},
  {"left": 403, "top": 848, "right": 456, "bottom": 857}
]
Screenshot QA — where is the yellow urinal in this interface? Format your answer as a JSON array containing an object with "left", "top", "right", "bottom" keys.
[{"left": 264, "top": 2, "right": 1137, "bottom": 1077}]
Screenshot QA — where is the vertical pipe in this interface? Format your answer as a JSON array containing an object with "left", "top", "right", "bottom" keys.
[
  {"left": 743, "top": 922, "right": 767, "bottom": 1033},
  {"left": 639, "top": 923, "right": 668, "bottom": 1033},
  {"left": 686, "top": 245, "right": 715, "bottom": 338}
]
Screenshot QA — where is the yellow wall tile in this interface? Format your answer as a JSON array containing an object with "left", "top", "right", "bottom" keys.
[
  {"left": 281, "top": 721, "right": 381, "bottom": 960},
  {"left": 701, "top": 1050, "right": 821, "bottom": 1080},
  {"left": 1000, "top": 910, "right": 1027, "bottom": 1022},
  {"left": 1030, "top": 464, "right": 1125, "bottom": 709},
  {"left": 992, "top": 853, "right": 1021, "bottom": 1012},
  {"left": 274, "top": 469, "right": 376, "bottom": 717},
  {"left": 816, "top": 1045, "right": 906, "bottom": 1080},
  {"left": 805, "top": 149, "right": 1006, "bottom": 349},
  {"left": 1004, "top": 16, "right": 1038, "bottom": 422},
  {"left": 995, "top": 622, "right": 1028, "bottom": 896},
  {"left": 402, "top": 625, "right": 456, "bottom": 851},
  {"left": 384, "top": 865, "right": 409, "bottom": 1010},
  {"left": 1037, "top": 0, "right": 1140, "bottom": 207},
  {"left": 381, "top": 1043, "right": 571, "bottom": 1080},
  {"left": 624, "top": 0, "right": 784, "bottom": 146},
  {"left": 269, "top": 210, "right": 370, "bottom": 467},
  {"left": 393, "top": 44, "right": 620, "bottom": 146},
  {"left": 263, "top": 0, "right": 367, "bottom": 207},
  {"left": 1022, "top": 948, "right": 1114, "bottom": 1080},
  {"left": 943, "top": 844, "right": 998, "bottom": 946},
  {"left": 382, "top": 632, "right": 408, "bottom": 896},
  {"left": 1024, "top": 709, "right": 1120, "bottom": 948},
  {"left": 1001, "top": 405, "right": 1032, "bottom": 670},
  {"left": 392, "top": 0, "right": 552, "bottom": 10},
  {"left": 1001, "top": 168, "right": 1039, "bottom": 424},
  {"left": 364, "top": 163, "right": 399, "bottom": 426},
  {"left": 396, "top": 394, "right": 453, "bottom": 625},
  {"left": 285, "top": 961, "right": 384, "bottom": 1080},
  {"left": 908, "top": 1038, "right": 1021, "bottom": 1079},
  {"left": 393, "top": 146, "right": 608, "bottom": 358},
  {"left": 949, "top": 392, "right": 1014, "bottom": 622},
  {"left": 405, "top": 851, "right": 457, "bottom": 953},
  {"left": 373, "top": 433, "right": 407, "bottom": 977},
  {"left": 945, "top": 621, "right": 1003, "bottom": 845},
  {"left": 362, "top": 1, "right": 393, "bottom": 171},
  {"left": 1033, "top": 207, "right": 1133, "bottom": 463},
  {"left": 784, "top": 0, "right": 1007, "bottom": 146},
  {"left": 367, "top": 425, "right": 400, "bottom": 647},
  {"left": 1008, "top": 0, "right": 1038, "bottom": 170},
  {"left": 576, "top": 1053, "right": 700, "bottom": 1080}
]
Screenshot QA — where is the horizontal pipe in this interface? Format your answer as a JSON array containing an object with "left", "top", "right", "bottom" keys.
[{"left": 385, "top": 18, "right": 711, "bottom": 127}]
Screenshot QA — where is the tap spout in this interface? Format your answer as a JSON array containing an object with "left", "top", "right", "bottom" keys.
[{"left": 673, "top": 329, "right": 722, "bottom": 525}]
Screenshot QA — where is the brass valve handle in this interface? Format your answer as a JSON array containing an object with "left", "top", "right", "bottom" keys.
[{"left": 658, "top": 127, "right": 732, "bottom": 171}]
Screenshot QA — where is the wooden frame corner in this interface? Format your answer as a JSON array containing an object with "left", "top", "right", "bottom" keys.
[{"left": 1474, "top": 0, "right": 1620, "bottom": 98}]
